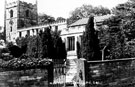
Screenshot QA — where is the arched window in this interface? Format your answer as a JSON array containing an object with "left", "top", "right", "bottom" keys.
[
  {"left": 10, "top": 26, "right": 12, "bottom": 32},
  {"left": 26, "top": 10, "right": 29, "bottom": 17},
  {"left": 10, "top": 10, "right": 13, "bottom": 18}
]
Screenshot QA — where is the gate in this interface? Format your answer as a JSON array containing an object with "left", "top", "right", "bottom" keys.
[{"left": 50, "top": 59, "right": 66, "bottom": 87}]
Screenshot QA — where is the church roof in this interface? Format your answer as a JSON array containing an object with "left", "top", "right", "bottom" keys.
[{"left": 69, "top": 14, "right": 113, "bottom": 27}]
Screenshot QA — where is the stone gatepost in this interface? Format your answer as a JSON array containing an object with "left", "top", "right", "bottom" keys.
[{"left": 76, "top": 58, "right": 86, "bottom": 87}]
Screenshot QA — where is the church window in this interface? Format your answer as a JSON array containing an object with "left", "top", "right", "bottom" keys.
[
  {"left": 67, "top": 36, "right": 75, "bottom": 51},
  {"left": 10, "top": 10, "right": 13, "bottom": 18}
]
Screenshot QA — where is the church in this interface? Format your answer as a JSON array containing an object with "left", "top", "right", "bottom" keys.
[
  {"left": 4, "top": 0, "right": 112, "bottom": 60},
  {"left": 4, "top": 0, "right": 113, "bottom": 84}
]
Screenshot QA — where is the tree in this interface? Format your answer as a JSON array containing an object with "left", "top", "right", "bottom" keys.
[
  {"left": 16, "top": 36, "right": 28, "bottom": 56},
  {"left": 112, "top": 0, "right": 135, "bottom": 41},
  {"left": 56, "top": 17, "right": 66, "bottom": 22},
  {"left": 16, "top": 35, "right": 28, "bottom": 48},
  {"left": 55, "top": 37, "right": 67, "bottom": 59},
  {"left": 38, "top": 13, "right": 55, "bottom": 25},
  {"left": 15, "top": 27, "right": 67, "bottom": 59},
  {"left": 8, "top": 45, "right": 22, "bottom": 58},
  {"left": 40, "top": 27, "right": 67, "bottom": 59},
  {"left": 26, "top": 36, "right": 42, "bottom": 58},
  {"left": 16, "top": 35, "right": 42, "bottom": 58},
  {"left": 0, "top": 26, "right": 5, "bottom": 40},
  {"left": 52, "top": 29, "right": 67, "bottom": 59},
  {"left": 98, "top": 0, "right": 135, "bottom": 59},
  {"left": 0, "top": 32, "right": 5, "bottom": 40},
  {"left": 68, "top": 5, "right": 111, "bottom": 25},
  {"left": 51, "top": 28, "right": 61, "bottom": 47},
  {"left": 81, "top": 16, "right": 101, "bottom": 61},
  {"left": 99, "top": 16, "right": 127, "bottom": 59},
  {"left": 40, "top": 27, "right": 55, "bottom": 58},
  {"left": 76, "top": 41, "right": 81, "bottom": 58}
]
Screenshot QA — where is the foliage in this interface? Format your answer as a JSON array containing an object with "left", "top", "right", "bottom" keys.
[
  {"left": 98, "top": 0, "right": 135, "bottom": 59},
  {"left": 0, "top": 26, "right": 5, "bottom": 40},
  {"left": 99, "top": 15, "right": 135, "bottom": 59},
  {"left": 68, "top": 5, "right": 111, "bottom": 25},
  {"left": 124, "top": 40, "right": 135, "bottom": 57},
  {"left": 56, "top": 17, "right": 66, "bottom": 22},
  {"left": 0, "top": 58, "right": 52, "bottom": 70},
  {"left": 0, "top": 32, "right": 5, "bottom": 40},
  {"left": 81, "top": 16, "right": 101, "bottom": 61},
  {"left": 16, "top": 35, "right": 28, "bottom": 48},
  {"left": 8, "top": 45, "right": 23, "bottom": 58},
  {"left": 52, "top": 29, "right": 67, "bottom": 59},
  {"left": 112, "top": 0, "right": 135, "bottom": 41},
  {"left": 5, "top": 41, "right": 27, "bottom": 58},
  {"left": 38, "top": 13, "right": 55, "bottom": 25},
  {"left": 39, "top": 27, "right": 67, "bottom": 59},
  {"left": 51, "top": 28, "right": 61, "bottom": 47},
  {"left": 76, "top": 41, "right": 81, "bottom": 58},
  {"left": 16, "top": 35, "right": 42, "bottom": 58},
  {"left": 15, "top": 27, "right": 67, "bottom": 59},
  {"left": 39, "top": 28, "right": 55, "bottom": 58},
  {"left": 5, "top": 42, "right": 23, "bottom": 58},
  {"left": 55, "top": 37, "right": 67, "bottom": 59},
  {"left": 26, "top": 36, "right": 42, "bottom": 58},
  {"left": 0, "top": 48, "right": 11, "bottom": 61},
  {"left": 6, "top": 42, "right": 14, "bottom": 48}
]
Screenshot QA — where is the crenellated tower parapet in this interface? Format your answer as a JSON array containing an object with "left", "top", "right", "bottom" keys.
[{"left": 5, "top": 0, "right": 38, "bottom": 42}]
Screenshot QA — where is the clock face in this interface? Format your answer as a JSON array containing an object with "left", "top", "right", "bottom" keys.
[{"left": 9, "top": 20, "right": 14, "bottom": 25}]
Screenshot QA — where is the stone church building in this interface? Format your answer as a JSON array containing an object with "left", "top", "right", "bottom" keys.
[{"left": 5, "top": 0, "right": 112, "bottom": 60}]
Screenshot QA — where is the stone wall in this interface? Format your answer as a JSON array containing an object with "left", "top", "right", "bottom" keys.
[
  {"left": 0, "top": 69, "right": 48, "bottom": 87},
  {"left": 76, "top": 58, "right": 135, "bottom": 87}
]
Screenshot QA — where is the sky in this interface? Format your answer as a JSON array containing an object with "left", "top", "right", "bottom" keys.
[{"left": 0, "top": 0, "right": 128, "bottom": 26}]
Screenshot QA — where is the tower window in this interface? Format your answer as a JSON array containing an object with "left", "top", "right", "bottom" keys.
[
  {"left": 26, "top": 10, "right": 29, "bottom": 17},
  {"left": 10, "top": 26, "right": 12, "bottom": 32},
  {"left": 10, "top": 10, "right": 13, "bottom": 18}
]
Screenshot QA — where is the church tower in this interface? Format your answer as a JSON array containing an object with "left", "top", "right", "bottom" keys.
[{"left": 5, "top": 0, "right": 38, "bottom": 42}]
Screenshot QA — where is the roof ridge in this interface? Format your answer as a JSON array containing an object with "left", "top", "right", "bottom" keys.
[{"left": 69, "top": 14, "right": 113, "bottom": 27}]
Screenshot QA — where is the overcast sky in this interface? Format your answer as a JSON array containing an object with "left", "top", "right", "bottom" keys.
[{"left": 0, "top": 0, "right": 128, "bottom": 26}]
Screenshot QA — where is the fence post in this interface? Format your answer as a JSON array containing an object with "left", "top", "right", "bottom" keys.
[{"left": 102, "top": 46, "right": 107, "bottom": 61}]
